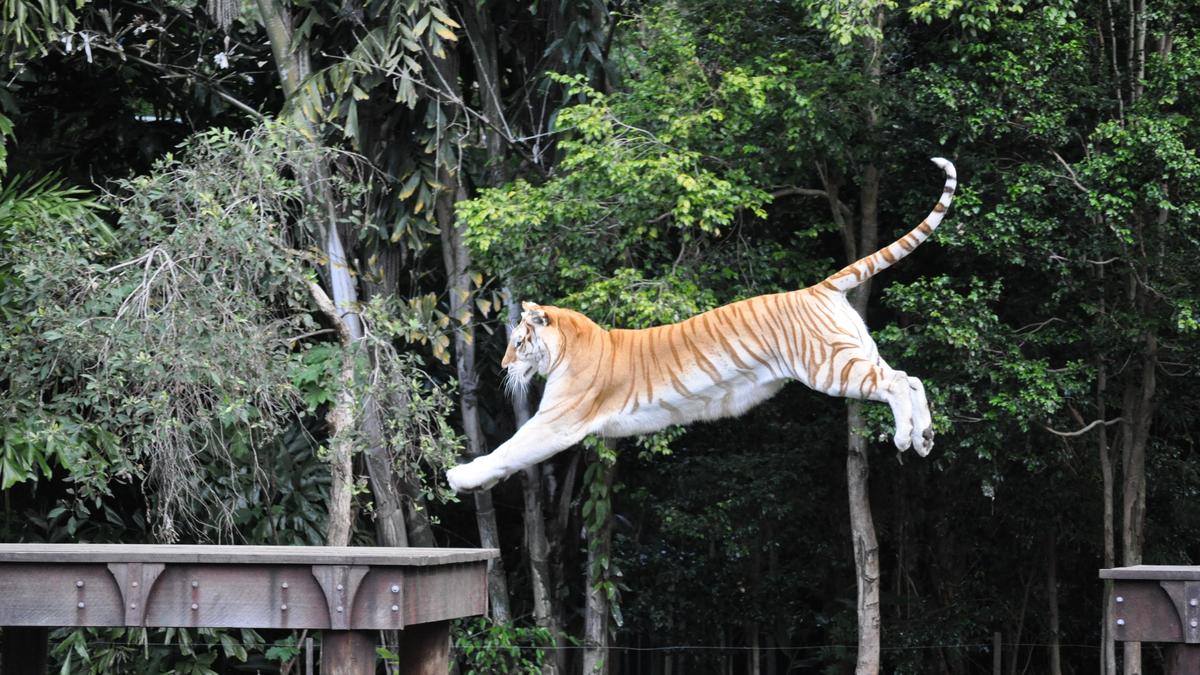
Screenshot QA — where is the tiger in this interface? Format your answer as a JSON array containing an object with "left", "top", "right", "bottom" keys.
[{"left": 446, "top": 157, "right": 956, "bottom": 493}]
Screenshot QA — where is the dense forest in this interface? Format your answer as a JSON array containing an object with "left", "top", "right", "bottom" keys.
[{"left": 2, "top": 0, "right": 1199, "bottom": 673}]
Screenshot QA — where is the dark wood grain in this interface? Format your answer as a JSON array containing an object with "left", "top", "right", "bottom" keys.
[
  {"left": 321, "top": 630, "right": 377, "bottom": 675},
  {"left": 396, "top": 621, "right": 450, "bottom": 675}
]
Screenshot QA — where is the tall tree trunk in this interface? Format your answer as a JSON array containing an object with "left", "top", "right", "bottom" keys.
[
  {"left": 844, "top": 8, "right": 886, "bottom": 672},
  {"left": 428, "top": 27, "right": 513, "bottom": 620},
  {"left": 437, "top": 174, "right": 512, "bottom": 621},
  {"left": 846, "top": 401, "right": 881, "bottom": 674},
  {"left": 1096, "top": 358, "right": 1117, "bottom": 675},
  {"left": 309, "top": 282, "right": 355, "bottom": 546},
  {"left": 1047, "top": 527, "right": 1062, "bottom": 675},
  {"left": 257, "top": 0, "right": 408, "bottom": 547},
  {"left": 1119, "top": 329, "right": 1157, "bottom": 675},
  {"left": 583, "top": 445, "right": 616, "bottom": 675}
]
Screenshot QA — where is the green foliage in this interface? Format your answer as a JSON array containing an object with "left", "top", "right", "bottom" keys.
[
  {"left": 49, "top": 626, "right": 271, "bottom": 675},
  {"left": 447, "top": 618, "right": 551, "bottom": 675},
  {"left": 1, "top": 122, "right": 389, "bottom": 543},
  {"left": 0, "top": 0, "right": 86, "bottom": 65}
]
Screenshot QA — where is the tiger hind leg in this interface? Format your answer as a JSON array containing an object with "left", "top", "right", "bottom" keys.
[
  {"left": 906, "top": 375, "right": 934, "bottom": 456},
  {"left": 878, "top": 368, "right": 915, "bottom": 452},
  {"left": 835, "top": 359, "right": 915, "bottom": 452}
]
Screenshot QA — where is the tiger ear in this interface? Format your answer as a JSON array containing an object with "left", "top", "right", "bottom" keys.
[{"left": 521, "top": 302, "right": 548, "bottom": 327}]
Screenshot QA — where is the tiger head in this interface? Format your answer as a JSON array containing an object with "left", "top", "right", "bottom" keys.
[{"left": 502, "top": 301, "right": 564, "bottom": 395}]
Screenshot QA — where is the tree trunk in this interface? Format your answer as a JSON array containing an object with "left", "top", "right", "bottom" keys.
[
  {"left": 845, "top": 10, "right": 886, "bottom": 670},
  {"left": 847, "top": 401, "right": 881, "bottom": 674},
  {"left": 428, "top": 24, "right": 513, "bottom": 618},
  {"left": 1120, "top": 330, "right": 1157, "bottom": 675},
  {"left": 1096, "top": 358, "right": 1117, "bottom": 675},
  {"left": 583, "top": 446, "right": 616, "bottom": 675},
  {"left": 257, "top": 0, "right": 408, "bottom": 548},
  {"left": 308, "top": 282, "right": 355, "bottom": 546},
  {"left": 436, "top": 176, "right": 512, "bottom": 622},
  {"left": 1047, "top": 527, "right": 1061, "bottom": 675}
]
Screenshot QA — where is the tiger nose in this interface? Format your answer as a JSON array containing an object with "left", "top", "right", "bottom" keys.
[{"left": 501, "top": 344, "right": 517, "bottom": 367}]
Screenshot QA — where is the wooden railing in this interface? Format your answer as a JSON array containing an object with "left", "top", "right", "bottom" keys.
[
  {"left": 0, "top": 544, "right": 497, "bottom": 674},
  {"left": 1101, "top": 565, "right": 1200, "bottom": 674}
]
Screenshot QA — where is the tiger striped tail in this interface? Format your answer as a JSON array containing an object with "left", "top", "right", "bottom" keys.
[{"left": 821, "top": 157, "right": 957, "bottom": 294}]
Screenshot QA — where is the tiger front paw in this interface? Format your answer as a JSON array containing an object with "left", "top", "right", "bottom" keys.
[{"left": 446, "top": 459, "right": 502, "bottom": 493}]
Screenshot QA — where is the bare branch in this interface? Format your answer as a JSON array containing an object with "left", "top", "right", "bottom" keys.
[
  {"left": 1042, "top": 418, "right": 1124, "bottom": 437},
  {"left": 307, "top": 280, "right": 352, "bottom": 347}
]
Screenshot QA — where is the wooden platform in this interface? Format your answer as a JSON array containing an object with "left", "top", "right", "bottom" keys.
[
  {"left": 1100, "top": 565, "right": 1200, "bottom": 674},
  {"left": 0, "top": 544, "right": 498, "bottom": 674}
]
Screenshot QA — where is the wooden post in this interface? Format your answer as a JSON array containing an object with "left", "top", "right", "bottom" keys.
[
  {"left": 396, "top": 621, "right": 451, "bottom": 675},
  {"left": 2, "top": 626, "right": 48, "bottom": 675},
  {"left": 321, "top": 630, "right": 377, "bottom": 675},
  {"left": 1167, "top": 645, "right": 1200, "bottom": 675}
]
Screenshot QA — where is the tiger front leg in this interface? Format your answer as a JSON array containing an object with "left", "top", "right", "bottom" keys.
[{"left": 446, "top": 415, "right": 587, "bottom": 493}]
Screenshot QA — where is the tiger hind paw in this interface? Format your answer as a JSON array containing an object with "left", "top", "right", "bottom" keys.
[{"left": 912, "top": 426, "right": 934, "bottom": 457}]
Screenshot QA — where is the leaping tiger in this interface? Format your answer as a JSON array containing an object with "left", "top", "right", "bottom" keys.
[{"left": 446, "top": 157, "right": 957, "bottom": 493}]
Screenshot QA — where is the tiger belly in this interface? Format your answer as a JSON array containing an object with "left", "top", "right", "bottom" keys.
[{"left": 597, "top": 373, "right": 786, "bottom": 438}]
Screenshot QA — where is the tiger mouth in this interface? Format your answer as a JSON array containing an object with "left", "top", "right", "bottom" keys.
[{"left": 504, "top": 361, "right": 537, "bottom": 397}]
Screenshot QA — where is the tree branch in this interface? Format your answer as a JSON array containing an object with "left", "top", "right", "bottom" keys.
[{"left": 1042, "top": 418, "right": 1124, "bottom": 437}]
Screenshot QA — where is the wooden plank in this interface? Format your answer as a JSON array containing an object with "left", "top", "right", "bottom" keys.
[
  {"left": 399, "top": 564, "right": 488, "bottom": 626},
  {"left": 396, "top": 621, "right": 450, "bottom": 675},
  {"left": 145, "top": 564, "right": 329, "bottom": 629},
  {"left": 0, "top": 544, "right": 496, "bottom": 566},
  {"left": 321, "top": 630, "right": 377, "bottom": 675},
  {"left": 0, "top": 564, "right": 123, "bottom": 627},
  {"left": 1111, "top": 580, "right": 1186, "bottom": 643},
  {"left": 0, "top": 562, "right": 489, "bottom": 630},
  {"left": 2, "top": 626, "right": 48, "bottom": 675},
  {"left": 1100, "top": 566, "right": 1200, "bottom": 581}
]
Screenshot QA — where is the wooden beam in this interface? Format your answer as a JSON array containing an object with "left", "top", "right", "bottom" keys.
[
  {"left": 0, "top": 544, "right": 496, "bottom": 567},
  {"left": 0, "top": 552, "right": 489, "bottom": 630}
]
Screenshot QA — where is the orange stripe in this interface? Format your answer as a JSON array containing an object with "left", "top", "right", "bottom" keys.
[
  {"left": 679, "top": 327, "right": 722, "bottom": 383},
  {"left": 917, "top": 220, "right": 933, "bottom": 234},
  {"left": 838, "top": 357, "right": 860, "bottom": 396}
]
